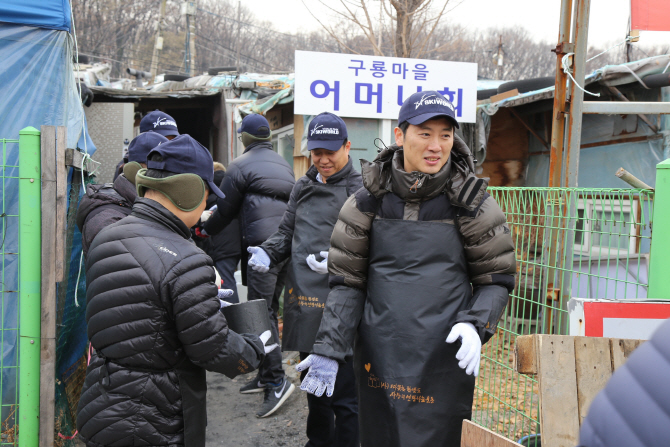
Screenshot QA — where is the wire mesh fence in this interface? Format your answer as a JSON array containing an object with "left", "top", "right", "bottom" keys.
[
  {"left": 472, "top": 187, "right": 654, "bottom": 444},
  {"left": 0, "top": 138, "right": 20, "bottom": 445}
]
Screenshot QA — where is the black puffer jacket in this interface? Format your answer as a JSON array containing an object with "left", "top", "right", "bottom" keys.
[
  {"left": 579, "top": 319, "right": 670, "bottom": 447},
  {"left": 203, "top": 141, "right": 294, "bottom": 281},
  {"left": 196, "top": 171, "right": 241, "bottom": 262},
  {"left": 77, "top": 198, "right": 264, "bottom": 447},
  {"left": 76, "top": 174, "right": 136, "bottom": 257}
]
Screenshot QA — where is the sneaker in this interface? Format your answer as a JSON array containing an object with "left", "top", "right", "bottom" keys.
[
  {"left": 239, "top": 376, "right": 265, "bottom": 394},
  {"left": 256, "top": 379, "right": 295, "bottom": 418}
]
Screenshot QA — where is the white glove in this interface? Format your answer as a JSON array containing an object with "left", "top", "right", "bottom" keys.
[
  {"left": 200, "top": 209, "right": 214, "bottom": 223},
  {"left": 218, "top": 288, "right": 234, "bottom": 308},
  {"left": 295, "top": 354, "right": 339, "bottom": 397},
  {"left": 259, "top": 330, "right": 279, "bottom": 354},
  {"left": 306, "top": 251, "right": 329, "bottom": 275},
  {"left": 247, "top": 246, "right": 270, "bottom": 273},
  {"left": 446, "top": 322, "right": 481, "bottom": 376}
]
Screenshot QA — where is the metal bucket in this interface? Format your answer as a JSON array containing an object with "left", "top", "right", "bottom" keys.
[{"left": 221, "top": 299, "right": 271, "bottom": 336}]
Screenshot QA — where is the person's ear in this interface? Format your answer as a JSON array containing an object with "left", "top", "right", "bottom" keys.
[{"left": 394, "top": 127, "right": 404, "bottom": 147}]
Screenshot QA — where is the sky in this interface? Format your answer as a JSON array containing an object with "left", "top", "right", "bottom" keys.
[{"left": 249, "top": 0, "right": 670, "bottom": 49}]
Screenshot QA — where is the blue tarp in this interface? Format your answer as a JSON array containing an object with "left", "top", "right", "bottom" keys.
[
  {"left": 0, "top": 0, "right": 71, "bottom": 32},
  {"left": 0, "top": 24, "right": 85, "bottom": 149},
  {"left": 0, "top": 19, "right": 93, "bottom": 430}
]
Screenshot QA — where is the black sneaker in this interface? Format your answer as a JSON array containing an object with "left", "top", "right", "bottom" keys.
[
  {"left": 239, "top": 376, "right": 265, "bottom": 394},
  {"left": 256, "top": 379, "right": 295, "bottom": 418}
]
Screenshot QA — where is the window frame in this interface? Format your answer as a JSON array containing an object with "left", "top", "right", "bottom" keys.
[{"left": 574, "top": 197, "right": 640, "bottom": 259}]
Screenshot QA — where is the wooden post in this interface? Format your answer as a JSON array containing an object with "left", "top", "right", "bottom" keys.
[
  {"left": 39, "top": 126, "right": 64, "bottom": 447},
  {"left": 461, "top": 420, "right": 523, "bottom": 446},
  {"left": 292, "top": 114, "right": 311, "bottom": 179},
  {"left": 515, "top": 334, "right": 646, "bottom": 446}
]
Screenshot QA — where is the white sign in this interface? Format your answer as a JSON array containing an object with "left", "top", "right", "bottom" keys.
[
  {"left": 294, "top": 50, "right": 478, "bottom": 123},
  {"left": 568, "top": 298, "right": 670, "bottom": 339}
]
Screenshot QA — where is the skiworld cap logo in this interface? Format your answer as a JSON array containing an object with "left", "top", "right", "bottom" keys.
[
  {"left": 414, "top": 94, "right": 454, "bottom": 112},
  {"left": 310, "top": 124, "right": 340, "bottom": 137},
  {"left": 153, "top": 117, "right": 177, "bottom": 129},
  {"left": 399, "top": 90, "right": 460, "bottom": 128}
]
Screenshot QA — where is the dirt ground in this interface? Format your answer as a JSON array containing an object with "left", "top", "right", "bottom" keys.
[{"left": 205, "top": 351, "right": 309, "bottom": 447}]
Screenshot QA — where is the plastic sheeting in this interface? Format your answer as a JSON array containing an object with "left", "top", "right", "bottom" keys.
[
  {"left": 0, "top": 22, "right": 95, "bottom": 431},
  {"left": 0, "top": 0, "right": 71, "bottom": 32},
  {"left": 0, "top": 24, "right": 84, "bottom": 150}
]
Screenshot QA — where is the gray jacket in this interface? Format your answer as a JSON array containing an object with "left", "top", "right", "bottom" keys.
[{"left": 579, "top": 318, "right": 670, "bottom": 447}]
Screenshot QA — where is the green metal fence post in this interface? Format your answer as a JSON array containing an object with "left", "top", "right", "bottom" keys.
[
  {"left": 649, "top": 159, "right": 670, "bottom": 299},
  {"left": 18, "top": 127, "right": 41, "bottom": 447}
]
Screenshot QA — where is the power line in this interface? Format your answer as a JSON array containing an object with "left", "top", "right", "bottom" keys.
[
  {"left": 197, "top": 6, "right": 302, "bottom": 41},
  {"left": 194, "top": 32, "right": 273, "bottom": 68}
]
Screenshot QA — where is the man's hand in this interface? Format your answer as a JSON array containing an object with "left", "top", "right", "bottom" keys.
[
  {"left": 446, "top": 322, "right": 481, "bottom": 377},
  {"left": 295, "top": 354, "right": 338, "bottom": 397},
  {"left": 259, "top": 330, "right": 279, "bottom": 354},
  {"left": 306, "top": 251, "right": 329, "bottom": 275},
  {"left": 247, "top": 246, "right": 270, "bottom": 273}
]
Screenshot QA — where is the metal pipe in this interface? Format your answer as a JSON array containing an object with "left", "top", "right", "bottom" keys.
[
  {"left": 582, "top": 101, "right": 670, "bottom": 114},
  {"left": 615, "top": 167, "right": 654, "bottom": 190},
  {"left": 606, "top": 86, "right": 659, "bottom": 133},
  {"left": 18, "top": 126, "right": 41, "bottom": 447},
  {"left": 548, "top": 0, "right": 574, "bottom": 187},
  {"left": 565, "top": 0, "right": 592, "bottom": 188}
]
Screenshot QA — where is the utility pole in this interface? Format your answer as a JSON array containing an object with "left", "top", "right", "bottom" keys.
[
  {"left": 235, "top": 0, "right": 241, "bottom": 71},
  {"left": 189, "top": 1, "right": 197, "bottom": 76},
  {"left": 378, "top": 0, "right": 383, "bottom": 56},
  {"left": 150, "top": 0, "right": 167, "bottom": 82},
  {"left": 182, "top": 1, "right": 197, "bottom": 76}
]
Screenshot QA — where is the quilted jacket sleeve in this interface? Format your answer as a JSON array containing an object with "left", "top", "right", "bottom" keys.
[
  {"left": 455, "top": 194, "right": 516, "bottom": 343},
  {"left": 164, "top": 252, "right": 264, "bottom": 378},
  {"left": 312, "top": 190, "right": 375, "bottom": 363}
]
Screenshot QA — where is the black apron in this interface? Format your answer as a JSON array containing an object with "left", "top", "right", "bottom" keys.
[
  {"left": 356, "top": 218, "right": 476, "bottom": 447},
  {"left": 283, "top": 181, "right": 349, "bottom": 352}
]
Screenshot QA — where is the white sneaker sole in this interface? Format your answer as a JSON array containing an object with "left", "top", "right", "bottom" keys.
[
  {"left": 257, "top": 382, "right": 295, "bottom": 418},
  {"left": 239, "top": 387, "right": 266, "bottom": 394}
]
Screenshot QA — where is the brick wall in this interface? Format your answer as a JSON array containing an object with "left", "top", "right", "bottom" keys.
[{"left": 84, "top": 103, "right": 135, "bottom": 184}]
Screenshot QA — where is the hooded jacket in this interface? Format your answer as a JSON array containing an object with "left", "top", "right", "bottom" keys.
[
  {"left": 77, "top": 198, "right": 264, "bottom": 447},
  {"left": 202, "top": 141, "right": 295, "bottom": 281},
  {"left": 76, "top": 174, "right": 137, "bottom": 257},
  {"left": 313, "top": 135, "right": 516, "bottom": 362}
]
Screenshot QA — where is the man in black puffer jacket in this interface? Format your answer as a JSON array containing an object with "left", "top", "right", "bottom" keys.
[
  {"left": 76, "top": 132, "right": 168, "bottom": 257},
  {"left": 77, "top": 135, "right": 276, "bottom": 447},
  {"left": 201, "top": 113, "right": 296, "bottom": 418}
]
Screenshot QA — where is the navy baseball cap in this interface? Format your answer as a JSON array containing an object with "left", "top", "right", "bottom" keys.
[
  {"left": 127, "top": 132, "right": 168, "bottom": 164},
  {"left": 146, "top": 134, "right": 225, "bottom": 199},
  {"left": 398, "top": 91, "right": 459, "bottom": 129},
  {"left": 140, "top": 110, "right": 180, "bottom": 137},
  {"left": 237, "top": 114, "right": 271, "bottom": 138},
  {"left": 307, "top": 112, "right": 348, "bottom": 151}
]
